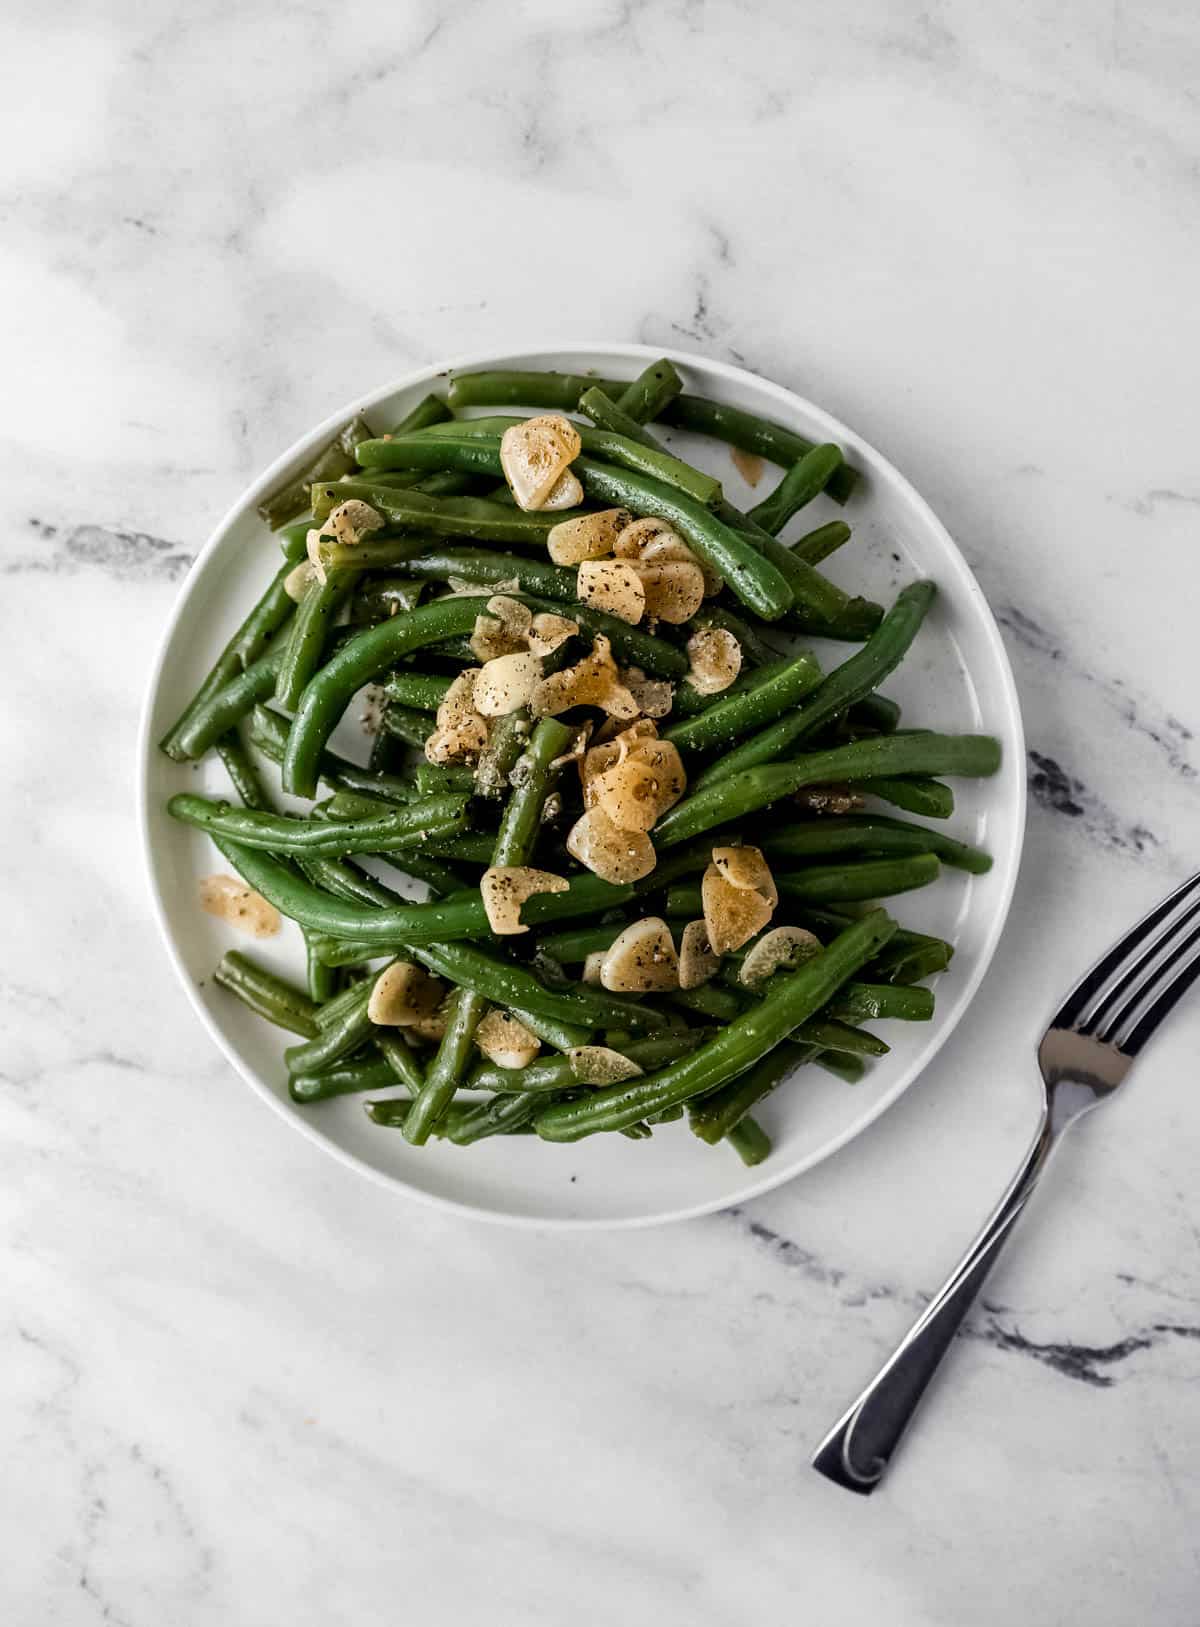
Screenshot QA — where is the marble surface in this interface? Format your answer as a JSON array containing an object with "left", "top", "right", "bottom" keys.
[{"left": 4, "top": 0, "right": 1200, "bottom": 1620}]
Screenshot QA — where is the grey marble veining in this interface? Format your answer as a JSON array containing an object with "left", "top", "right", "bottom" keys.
[{"left": 4, "top": 0, "right": 1200, "bottom": 1621}]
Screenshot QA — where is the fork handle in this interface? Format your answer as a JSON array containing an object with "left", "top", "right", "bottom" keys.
[{"left": 812, "top": 1111, "right": 1053, "bottom": 1493}]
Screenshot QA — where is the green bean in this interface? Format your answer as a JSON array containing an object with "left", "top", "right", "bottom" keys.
[
  {"left": 168, "top": 792, "right": 469, "bottom": 856},
  {"left": 422, "top": 834, "right": 495, "bottom": 864},
  {"left": 534, "top": 922, "right": 629, "bottom": 963},
  {"left": 658, "top": 734, "right": 999, "bottom": 850},
  {"left": 727, "top": 1116, "right": 772, "bottom": 1165},
  {"left": 748, "top": 443, "right": 845, "bottom": 536},
  {"left": 392, "top": 393, "right": 452, "bottom": 436},
  {"left": 279, "top": 521, "right": 311, "bottom": 564},
  {"left": 376, "top": 852, "right": 468, "bottom": 898},
  {"left": 615, "top": 358, "right": 683, "bottom": 423},
  {"left": 444, "top": 373, "right": 859, "bottom": 503},
  {"left": 688, "top": 1040, "right": 811, "bottom": 1144},
  {"left": 247, "top": 705, "right": 415, "bottom": 804},
  {"left": 475, "top": 708, "right": 531, "bottom": 801},
  {"left": 776, "top": 852, "right": 941, "bottom": 903},
  {"left": 714, "top": 500, "right": 877, "bottom": 637},
  {"left": 441, "top": 1092, "right": 554, "bottom": 1145},
  {"left": 671, "top": 658, "right": 791, "bottom": 720},
  {"left": 363, "top": 1098, "right": 480, "bottom": 1134},
  {"left": 281, "top": 594, "right": 483, "bottom": 798},
  {"left": 274, "top": 570, "right": 354, "bottom": 711},
  {"left": 493, "top": 718, "right": 575, "bottom": 866},
  {"left": 383, "top": 417, "right": 723, "bottom": 509},
  {"left": 788, "top": 1017, "right": 888, "bottom": 1057},
  {"left": 842, "top": 694, "right": 903, "bottom": 736},
  {"left": 404, "top": 986, "right": 486, "bottom": 1144},
  {"left": 760, "top": 815, "right": 992, "bottom": 874},
  {"left": 171, "top": 642, "right": 288, "bottom": 762},
  {"left": 293, "top": 854, "right": 408, "bottom": 909},
  {"left": 380, "top": 705, "right": 433, "bottom": 748},
  {"left": 534, "top": 909, "right": 895, "bottom": 1140},
  {"left": 506, "top": 1007, "right": 592, "bottom": 1053},
  {"left": 352, "top": 577, "right": 426, "bottom": 624},
  {"left": 284, "top": 976, "right": 379, "bottom": 1075},
  {"left": 354, "top": 434, "right": 792, "bottom": 621},
  {"left": 870, "top": 940, "right": 953, "bottom": 985},
  {"left": 377, "top": 1031, "right": 426, "bottom": 1093},
  {"left": 664, "top": 653, "right": 822, "bottom": 755},
  {"left": 410, "top": 942, "right": 670, "bottom": 1034},
  {"left": 414, "top": 762, "right": 476, "bottom": 797},
  {"left": 257, "top": 414, "right": 373, "bottom": 530},
  {"left": 313, "top": 974, "right": 372, "bottom": 1029},
  {"left": 862, "top": 777, "right": 955, "bottom": 818},
  {"left": 317, "top": 787, "right": 405, "bottom": 820},
  {"left": 833, "top": 982, "right": 934, "bottom": 1023},
  {"left": 669, "top": 984, "right": 744, "bottom": 1023},
  {"left": 288, "top": 591, "right": 681, "bottom": 800},
  {"left": 390, "top": 546, "right": 578, "bottom": 602},
  {"left": 212, "top": 951, "right": 319, "bottom": 1037},
  {"left": 214, "top": 730, "right": 272, "bottom": 811},
  {"left": 289, "top": 1053, "right": 397, "bottom": 1102},
  {"left": 813, "top": 1050, "right": 866, "bottom": 1084},
  {"left": 468, "top": 1034, "right": 701, "bottom": 1095},
  {"left": 790, "top": 520, "right": 852, "bottom": 567},
  {"left": 382, "top": 672, "right": 452, "bottom": 711},
  {"left": 305, "top": 932, "right": 338, "bottom": 1004},
  {"left": 310, "top": 480, "right": 585, "bottom": 542},
  {"left": 694, "top": 582, "right": 937, "bottom": 789},
  {"left": 216, "top": 837, "right": 635, "bottom": 949}
]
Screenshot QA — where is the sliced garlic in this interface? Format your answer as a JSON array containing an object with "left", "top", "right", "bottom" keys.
[
  {"left": 367, "top": 961, "right": 444, "bottom": 1026},
  {"left": 199, "top": 875, "right": 280, "bottom": 938},
  {"left": 638, "top": 533, "right": 723, "bottom": 597},
  {"left": 632, "top": 560, "right": 706, "bottom": 624},
  {"left": 730, "top": 447, "right": 765, "bottom": 487},
  {"left": 475, "top": 1009, "right": 541, "bottom": 1069},
  {"left": 469, "top": 594, "right": 532, "bottom": 661},
  {"left": 701, "top": 863, "right": 774, "bottom": 954},
  {"left": 576, "top": 559, "right": 646, "bottom": 624},
  {"left": 425, "top": 667, "right": 488, "bottom": 763},
  {"left": 474, "top": 651, "right": 542, "bottom": 716},
  {"left": 527, "top": 611, "right": 578, "bottom": 657},
  {"left": 407, "top": 1004, "right": 450, "bottom": 1043},
  {"left": 284, "top": 561, "right": 316, "bottom": 601},
  {"left": 739, "top": 926, "right": 823, "bottom": 988},
  {"left": 568, "top": 1045, "right": 645, "bottom": 1085},
  {"left": 678, "top": 920, "right": 720, "bottom": 989},
  {"left": 613, "top": 515, "right": 675, "bottom": 558},
  {"left": 600, "top": 918, "right": 679, "bottom": 992},
  {"left": 531, "top": 635, "right": 639, "bottom": 720},
  {"left": 592, "top": 739, "right": 686, "bottom": 832},
  {"left": 565, "top": 805, "right": 656, "bottom": 884},
  {"left": 619, "top": 667, "right": 674, "bottom": 719},
  {"left": 581, "top": 951, "right": 607, "bottom": 986},
  {"left": 499, "top": 414, "right": 581, "bottom": 511},
  {"left": 686, "top": 627, "right": 743, "bottom": 695},
  {"left": 326, "top": 499, "right": 384, "bottom": 547},
  {"left": 547, "top": 507, "right": 632, "bottom": 566},
  {"left": 480, "top": 865, "right": 569, "bottom": 935},
  {"left": 540, "top": 469, "right": 584, "bottom": 510},
  {"left": 711, "top": 844, "right": 778, "bottom": 906}
]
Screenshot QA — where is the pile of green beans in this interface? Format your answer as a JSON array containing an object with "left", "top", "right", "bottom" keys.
[{"left": 163, "top": 358, "right": 1003, "bottom": 1165}]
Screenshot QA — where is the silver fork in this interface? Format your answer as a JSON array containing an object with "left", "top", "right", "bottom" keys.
[{"left": 812, "top": 869, "right": 1200, "bottom": 1494}]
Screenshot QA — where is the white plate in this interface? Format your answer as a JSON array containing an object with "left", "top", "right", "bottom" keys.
[{"left": 138, "top": 343, "right": 1025, "bottom": 1229}]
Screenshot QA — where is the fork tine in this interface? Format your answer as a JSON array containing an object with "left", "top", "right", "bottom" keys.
[
  {"left": 1052, "top": 871, "right": 1200, "bottom": 1032},
  {"left": 1112, "top": 924, "right": 1200, "bottom": 1056},
  {"left": 1084, "top": 895, "right": 1200, "bottom": 1038}
]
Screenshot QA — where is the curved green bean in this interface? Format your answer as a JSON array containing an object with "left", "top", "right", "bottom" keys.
[
  {"left": 410, "top": 942, "right": 672, "bottom": 1035},
  {"left": 274, "top": 570, "right": 354, "bottom": 711},
  {"left": 284, "top": 977, "right": 378, "bottom": 1075},
  {"left": 534, "top": 910, "right": 895, "bottom": 1141},
  {"left": 687, "top": 1040, "right": 811, "bottom": 1145},
  {"left": 310, "top": 479, "right": 585, "bottom": 541},
  {"left": 213, "top": 951, "right": 319, "bottom": 1038},
  {"left": 748, "top": 443, "right": 845, "bottom": 536},
  {"left": 694, "top": 581, "right": 936, "bottom": 790},
  {"left": 168, "top": 791, "right": 469, "bottom": 856},
  {"left": 862, "top": 777, "right": 955, "bottom": 819},
  {"left": 760, "top": 814, "right": 992, "bottom": 874},
  {"left": 247, "top": 705, "right": 415, "bottom": 804},
  {"left": 664, "top": 653, "right": 822, "bottom": 754},
  {"left": 289, "top": 1053, "right": 399, "bottom": 1102}
]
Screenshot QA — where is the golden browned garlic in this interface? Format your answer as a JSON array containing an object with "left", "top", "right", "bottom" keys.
[
  {"left": 480, "top": 865, "right": 569, "bottom": 935},
  {"left": 599, "top": 918, "right": 679, "bottom": 992},
  {"left": 199, "top": 875, "right": 281, "bottom": 938}
]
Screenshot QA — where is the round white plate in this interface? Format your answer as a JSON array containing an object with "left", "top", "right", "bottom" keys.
[{"left": 139, "top": 343, "right": 1025, "bottom": 1229}]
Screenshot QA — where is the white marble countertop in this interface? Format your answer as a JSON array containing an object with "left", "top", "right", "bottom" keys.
[{"left": 5, "top": 1, "right": 1200, "bottom": 1620}]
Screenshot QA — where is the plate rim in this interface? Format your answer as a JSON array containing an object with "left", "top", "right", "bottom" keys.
[{"left": 137, "top": 339, "right": 1026, "bottom": 1230}]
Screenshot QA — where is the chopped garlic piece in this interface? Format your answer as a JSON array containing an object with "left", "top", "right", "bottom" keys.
[
  {"left": 678, "top": 920, "right": 720, "bottom": 989},
  {"left": 565, "top": 805, "right": 656, "bottom": 884},
  {"left": 475, "top": 1009, "right": 541, "bottom": 1069},
  {"left": 600, "top": 918, "right": 679, "bottom": 992},
  {"left": 686, "top": 627, "right": 742, "bottom": 695},
  {"left": 547, "top": 507, "right": 632, "bottom": 566},
  {"left": 480, "top": 865, "right": 569, "bottom": 935},
  {"left": 199, "top": 875, "right": 280, "bottom": 938},
  {"left": 499, "top": 414, "right": 581, "bottom": 510},
  {"left": 577, "top": 559, "right": 646, "bottom": 624},
  {"left": 368, "top": 961, "right": 444, "bottom": 1026}
]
